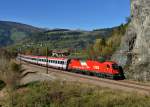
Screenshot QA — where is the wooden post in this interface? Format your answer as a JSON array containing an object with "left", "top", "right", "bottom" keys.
[
  {"left": 19, "top": 48, "right": 21, "bottom": 65},
  {"left": 46, "top": 34, "right": 49, "bottom": 74},
  {"left": 46, "top": 46, "right": 48, "bottom": 74}
]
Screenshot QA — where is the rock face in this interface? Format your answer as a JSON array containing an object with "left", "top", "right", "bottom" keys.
[{"left": 112, "top": 0, "right": 150, "bottom": 81}]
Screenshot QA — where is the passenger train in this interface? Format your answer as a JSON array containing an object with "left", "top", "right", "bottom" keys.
[{"left": 18, "top": 54, "right": 125, "bottom": 80}]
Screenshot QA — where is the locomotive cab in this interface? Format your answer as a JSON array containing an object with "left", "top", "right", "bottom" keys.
[
  {"left": 110, "top": 63, "right": 125, "bottom": 79},
  {"left": 112, "top": 64, "right": 119, "bottom": 70}
]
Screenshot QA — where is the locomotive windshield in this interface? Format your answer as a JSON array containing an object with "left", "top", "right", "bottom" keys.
[{"left": 112, "top": 64, "right": 119, "bottom": 70}]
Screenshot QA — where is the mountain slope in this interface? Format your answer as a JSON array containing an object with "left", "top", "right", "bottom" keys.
[
  {"left": 0, "top": 21, "right": 44, "bottom": 47},
  {"left": 1, "top": 20, "right": 124, "bottom": 52},
  {"left": 22, "top": 28, "right": 114, "bottom": 50}
]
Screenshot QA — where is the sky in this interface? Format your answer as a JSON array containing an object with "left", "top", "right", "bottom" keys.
[{"left": 0, "top": 0, "right": 130, "bottom": 30}]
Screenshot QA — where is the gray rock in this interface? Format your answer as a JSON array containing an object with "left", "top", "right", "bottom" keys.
[{"left": 112, "top": 0, "right": 150, "bottom": 81}]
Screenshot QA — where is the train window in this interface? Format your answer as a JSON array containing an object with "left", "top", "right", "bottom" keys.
[
  {"left": 33, "top": 58, "right": 36, "bottom": 60},
  {"left": 62, "top": 61, "right": 64, "bottom": 64},
  {"left": 112, "top": 64, "right": 119, "bottom": 70},
  {"left": 107, "top": 65, "right": 110, "bottom": 68}
]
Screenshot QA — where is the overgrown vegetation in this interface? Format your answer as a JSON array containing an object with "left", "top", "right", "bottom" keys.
[
  {"left": 1, "top": 81, "right": 150, "bottom": 107},
  {"left": 0, "top": 49, "right": 23, "bottom": 107}
]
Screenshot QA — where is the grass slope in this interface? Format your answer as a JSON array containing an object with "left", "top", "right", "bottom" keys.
[{"left": 1, "top": 81, "right": 150, "bottom": 107}]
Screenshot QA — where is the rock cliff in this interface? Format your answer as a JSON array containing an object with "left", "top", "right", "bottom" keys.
[{"left": 112, "top": 0, "right": 150, "bottom": 81}]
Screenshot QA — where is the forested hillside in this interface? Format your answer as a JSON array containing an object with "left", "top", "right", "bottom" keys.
[
  {"left": 0, "top": 20, "right": 128, "bottom": 58},
  {"left": 15, "top": 24, "right": 127, "bottom": 58},
  {"left": 0, "top": 21, "right": 44, "bottom": 47},
  {"left": 22, "top": 28, "right": 113, "bottom": 50}
]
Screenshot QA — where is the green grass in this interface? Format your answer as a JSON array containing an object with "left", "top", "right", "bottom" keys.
[{"left": 3, "top": 80, "right": 150, "bottom": 107}]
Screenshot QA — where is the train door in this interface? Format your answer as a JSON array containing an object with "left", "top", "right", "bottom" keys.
[
  {"left": 66, "top": 59, "right": 71, "bottom": 70},
  {"left": 106, "top": 64, "right": 111, "bottom": 74}
]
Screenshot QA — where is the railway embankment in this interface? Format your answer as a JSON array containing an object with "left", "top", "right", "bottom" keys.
[
  {"left": 0, "top": 61, "right": 150, "bottom": 107},
  {"left": 21, "top": 62, "right": 150, "bottom": 95}
]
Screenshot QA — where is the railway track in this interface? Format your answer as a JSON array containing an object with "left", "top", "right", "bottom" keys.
[{"left": 21, "top": 61, "right": 150, "bottom": 95}]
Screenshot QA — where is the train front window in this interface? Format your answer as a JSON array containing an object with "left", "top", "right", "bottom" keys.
[{"left": 112, "top": 64, "right": 119, "bottom": 70}]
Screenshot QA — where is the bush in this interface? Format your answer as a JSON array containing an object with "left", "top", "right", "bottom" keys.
[{"left": 0, "top": 56, "right": 23, "bottom": 107}]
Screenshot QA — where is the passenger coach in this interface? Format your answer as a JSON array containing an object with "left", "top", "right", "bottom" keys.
[{"left": 19, "top": 55, "right": 69, "bottom": 70}]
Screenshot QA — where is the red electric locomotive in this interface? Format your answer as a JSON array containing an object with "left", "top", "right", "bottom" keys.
[{"left": 67, "top": 59, "right": 125, "bottom": 79}]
